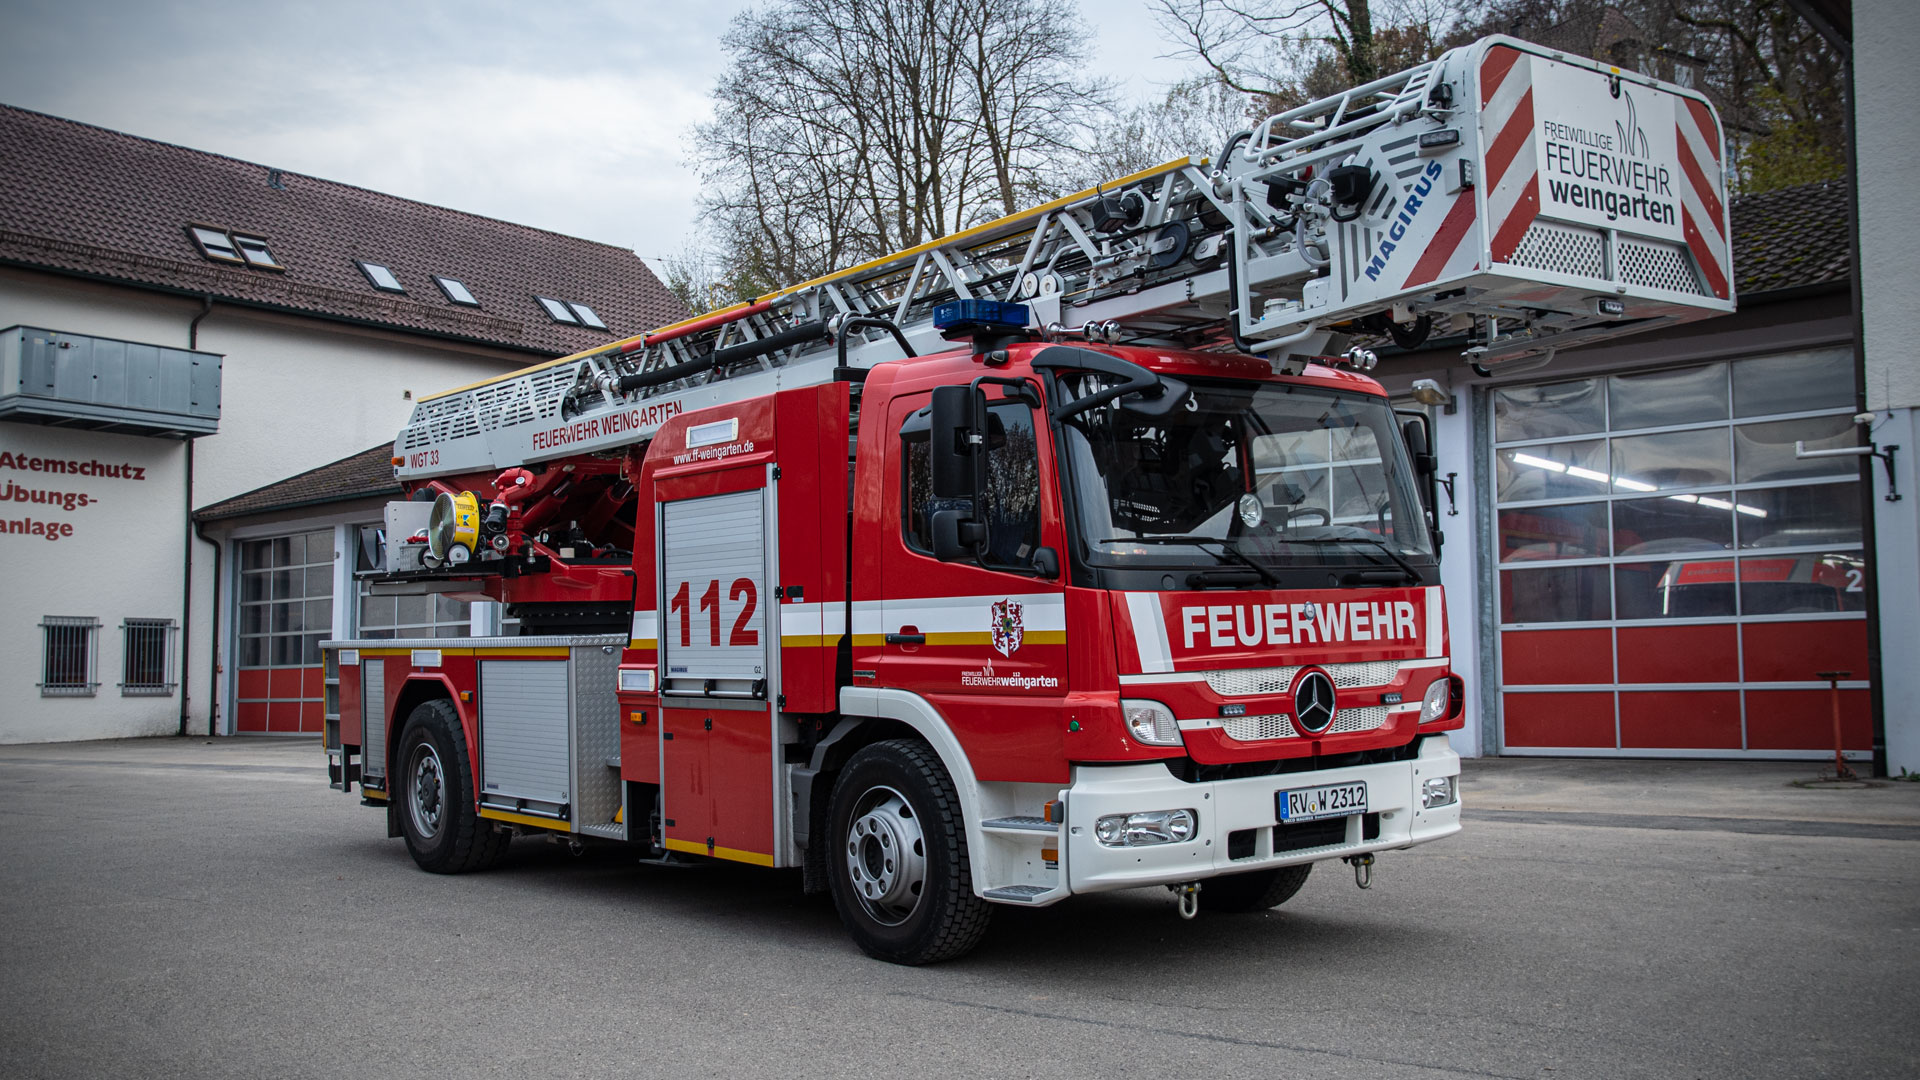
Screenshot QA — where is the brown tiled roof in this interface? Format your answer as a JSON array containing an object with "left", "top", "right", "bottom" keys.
[
  {"left": 195, "top": 443, "right": 398, "bottom": 521},
  {"left": 1731, "top": 179, "right": 1851, "bottom": 296},
  {"left": 0, "top": 104, "right": 686, "bottom": 356}
]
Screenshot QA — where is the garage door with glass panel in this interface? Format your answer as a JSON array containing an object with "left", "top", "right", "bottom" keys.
[
  {"left": 1492, "top": 349, "right": 1868, "bottom": 757},
  {"left": 235, "top": 530, "right": 334, "bottom": 734}
]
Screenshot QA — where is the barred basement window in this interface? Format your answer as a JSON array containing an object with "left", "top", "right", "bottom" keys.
[
  {"left": 39, "top": 616, "right": 99, "bottom": 697},
  {"left": 121, "top": 619, "right": 179, "bottom": 696}
]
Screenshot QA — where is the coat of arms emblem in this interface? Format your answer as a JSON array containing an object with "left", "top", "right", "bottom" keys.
[{"left": 991, "top": 599, "right": 1024, "bottom": 657}]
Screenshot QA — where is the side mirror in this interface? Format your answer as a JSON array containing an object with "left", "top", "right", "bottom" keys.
[
  {"left": 931, "top": 508, "right": 987, "bottom": 561},
  {"left": 1401, "top": 417, "right": 1433, "bottom": 473},
  {"left": 1398, "top": 413, "right": 1440, "bottom": 533},
  {"left": 1032, "top": 546, "right": 1060, "bottom": 580},
  {"left": 930, "top": 385, "right": 985, "bottom": 501}
]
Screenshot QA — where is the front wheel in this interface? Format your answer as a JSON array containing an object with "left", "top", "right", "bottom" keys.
[
  {"left": 826, "top": 740, "right": 991, "bottom": 964},
  {"left": 395, "top": 699, "right": 510, "bottom": 873},
  {"left": 1204, "top": 863, "right": 1313, "bottom": 913}
]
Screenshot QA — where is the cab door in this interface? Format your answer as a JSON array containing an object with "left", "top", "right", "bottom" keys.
[{"left": 873, "top": 388, "right": 1070, "bottom": 780}]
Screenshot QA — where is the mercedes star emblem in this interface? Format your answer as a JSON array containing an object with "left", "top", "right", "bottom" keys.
[{"left": 1293, "top": 670, "right": 1337, "bottom": 734}]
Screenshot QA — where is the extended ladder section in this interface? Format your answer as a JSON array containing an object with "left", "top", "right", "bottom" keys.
[{"left": 396, "top": 34, "right": 1732, "bottom": 481}]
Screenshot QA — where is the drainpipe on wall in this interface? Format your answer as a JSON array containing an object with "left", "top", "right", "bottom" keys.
[
  {"left": 178, "top": 440, "right": 195, "bottom": 736},
  {"left": 179, "top": 295, "right": 214, "bottom": 737},
  {"left": 195, "top": 519, "right": 222, "bottom": 738}
]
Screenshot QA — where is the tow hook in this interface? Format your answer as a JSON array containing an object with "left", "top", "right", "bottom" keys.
[
  {"left": 1343, "top": 853, "right": 1374, "bottom": 889},
  {"left": 567, "top": 837, "right": 587, "bottom": 858},
  {"left": 1169, "top": 881, "right": 1202, "bottom": 919}
]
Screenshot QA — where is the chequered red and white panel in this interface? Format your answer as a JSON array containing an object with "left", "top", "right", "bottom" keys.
[
  {"left": 1480, "top": 45, "right": 1538, "bottom": 264},
  {"left": 1675, "top": 97, "right": 1730, "bottom": 299}
]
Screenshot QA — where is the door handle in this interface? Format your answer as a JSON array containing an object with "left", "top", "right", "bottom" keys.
[{"left": 885, "top": 632, "right": 926, "bottom": 645}]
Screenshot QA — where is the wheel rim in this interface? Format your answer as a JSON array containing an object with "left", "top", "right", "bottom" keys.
[
  {"left": 407, "top": 741, "right": 446, "bottom": 841},
  {"left": 844, "top": 784, "right": 927, "bottom": 927}
]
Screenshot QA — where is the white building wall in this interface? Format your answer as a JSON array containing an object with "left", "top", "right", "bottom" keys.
[
  {"left": 0, "top": 269, "right": 536, "bottom": 742},
  {"left": 188, "top": 307, "right": 524, "bottom": 506},
  {"left": 1856, "top": 0, "right": 1920, "bottom": 775},
  {"left": 0, "top": 426, "right": 185, "bottom": 742},
  {"left": 1426, "top": 384, "right": 1483, "bottom": 757}
]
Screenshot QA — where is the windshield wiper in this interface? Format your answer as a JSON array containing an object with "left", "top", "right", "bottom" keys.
[
  {"left": 1280, "top": 535, "right": 1422, "bottom": 584},
  {"left": 1098, "top": 535, "right": 1279, "bottom": 586}
]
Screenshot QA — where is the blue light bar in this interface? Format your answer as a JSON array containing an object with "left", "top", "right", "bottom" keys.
[{"left": 933, "top": 300, "right": 1030, "bottom": 331}]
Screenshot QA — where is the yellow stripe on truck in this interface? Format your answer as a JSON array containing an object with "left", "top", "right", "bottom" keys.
[
  {"left": 478, "top": 807, "right": 571, "bottom": 831},
  {"left": 664, "top": 838, "right": 775, "bottom": 867}
]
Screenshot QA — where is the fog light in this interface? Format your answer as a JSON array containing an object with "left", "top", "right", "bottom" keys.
[
  {"left": 1093, "top": 809, "right": 1198, "bottom": 847},
  {"left": 1121, "top": 699, "right": 1183, "bottom": 747},
  {"left": 1421, "top": 678, "right": 1450, "bottom": 722},
  {"left": 1422, "top": 776, "right": 1456, "bottom": 809}
]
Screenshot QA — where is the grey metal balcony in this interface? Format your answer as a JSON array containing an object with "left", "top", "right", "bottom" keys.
[{"left": 0, "top": 325, "right": 221, "bottom": 437}]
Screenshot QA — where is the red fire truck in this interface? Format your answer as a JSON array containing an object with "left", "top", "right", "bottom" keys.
[{"left": 324, "top": 36, "right": 1732, "bottom": 963}]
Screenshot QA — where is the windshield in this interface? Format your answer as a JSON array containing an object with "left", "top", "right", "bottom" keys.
[{"left": 1057, "top": 374, "right": 1434, "bottom": 575}]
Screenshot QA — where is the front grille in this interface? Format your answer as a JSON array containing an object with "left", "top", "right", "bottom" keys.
[
  {"left": 1328, "top": 706, "right": 1389, "bottom": 734},
  {"left": 1205, "top": 660, "right": 1399, "bottom": 697},
  {"left": 1330, "top": 661, "right": 1400, "bottom": 688},
  {"left": 1273, "top": 816, "right": 1349, "bottom": 853},
  {"left": 1269, "top": 813, "right": 1381, "bottom": 854},
  {"left": 1221, "top": 714, "right": 1298, "bottom": 741},
  {"left": 1206, "top": 666, "right": 1299, "bottom": 697},
  {"left": 1219, "top": 704, "right": 1390, "bottom": 742}
]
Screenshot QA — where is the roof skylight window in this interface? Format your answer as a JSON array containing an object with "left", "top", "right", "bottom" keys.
[
  {"left": 358, "top": 261, "right": 404, "bottom": 293},
  {"left": 536, "top": 296, "right": 579, "bottom": 324},
  {"left": 233, "top": 235, "right": 281, "bottom": 270},
  {"left": 189, "top": 226, "right": 244, "bottom": 264},
  {"left": 567, "top": 302, "right": 607, "bottom": 329},
  {"left": 435, "top": 276, "right": 478, "bottom": 306}
]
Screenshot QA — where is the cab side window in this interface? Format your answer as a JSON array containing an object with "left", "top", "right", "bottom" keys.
[{"left": 902, "top": 401, "right": 1041, "bottom": 571}]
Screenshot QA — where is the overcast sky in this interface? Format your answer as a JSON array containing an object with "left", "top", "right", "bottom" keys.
[{"left": 0, "top": 0, "right": 1199, "bottom": 268}]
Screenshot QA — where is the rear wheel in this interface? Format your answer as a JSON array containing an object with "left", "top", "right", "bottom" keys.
[
  {"left": 396, "top": 699, "right": 510, "bottom": 873},
  {"left": 1204, "top": 863, "right": 1313, "bottom": 913},
  {"left": 826, "top": 740, "right": 991, "bottom": 964}
]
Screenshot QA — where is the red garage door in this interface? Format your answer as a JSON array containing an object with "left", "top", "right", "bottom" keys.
[
  {"left": 1490, "top": 351, "right": 1870, "bottom": 758},
  {"left": 234, "top": 529, "right": 333, "bottom": 734}
]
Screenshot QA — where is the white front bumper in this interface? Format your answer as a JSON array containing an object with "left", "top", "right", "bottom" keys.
[{"left": 1063, "top": 736, "right": 1461, "bottom": 895}]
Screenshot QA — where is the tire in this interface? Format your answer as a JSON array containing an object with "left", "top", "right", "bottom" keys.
[
  {"left": 395, "top": 698, "right": 510, "bottom": 874},
  {"left": 825, "top": 739, "right": 991, "bottom": 965},
  {"left": 1204, "top": 863, "right": 1313, "bottom": 913}
]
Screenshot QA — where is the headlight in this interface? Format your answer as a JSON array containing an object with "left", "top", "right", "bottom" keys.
[
  {"left": 1121, "top": 699, "right": 1183, "bottom": 747},
  {"left": 1421, "top": 678, "right": 1450, "bottom": 722},
  {"left": 1421, "top": 775, "right": 1457, "bottom": 809},
  {"left": 1093, "top": 809, "right": 1198, "bottom": 847}
]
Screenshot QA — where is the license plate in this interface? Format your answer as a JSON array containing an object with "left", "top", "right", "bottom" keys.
[{"left": 1277, "top": 782, "right": 1368, "bottom": 823}]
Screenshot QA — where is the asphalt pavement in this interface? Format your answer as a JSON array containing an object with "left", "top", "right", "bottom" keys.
[{"left": 1, "top": 737, "right": 1915, "bottom": 1079}]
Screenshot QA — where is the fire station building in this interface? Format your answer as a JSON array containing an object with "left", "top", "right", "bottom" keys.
[
  {"left": 0, "top": 104, "right": 683, "bottom": 743},
  {"left": 1380, "top": 178, "right": 1869, "bottom": 763}
]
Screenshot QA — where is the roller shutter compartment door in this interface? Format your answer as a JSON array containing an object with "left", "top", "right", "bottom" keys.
[
  {"left": 479, "top": 660, "right": 572, "bottom": 812},
  {"left": 659, "top": 489, "right": 770, "bottom": 693}
]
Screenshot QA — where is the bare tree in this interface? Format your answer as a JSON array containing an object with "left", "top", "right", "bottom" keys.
[
  {"left": 690, "top": 0, "right": 1111, "bottom": 296},
  {"left": 1152, "top": 0, "right": 1460, "bottom": 98},
  {"left": 1077, "top": 75, "right": 1256, "bottom": 183}
]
